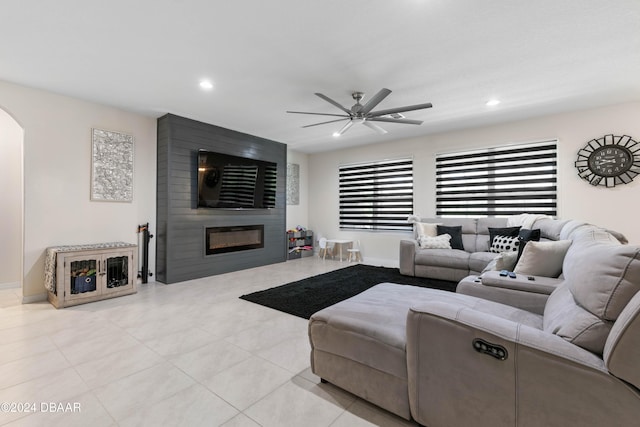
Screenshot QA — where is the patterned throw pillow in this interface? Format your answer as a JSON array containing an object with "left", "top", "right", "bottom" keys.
[
  {"left": 419, "top": 234, "right": 452, "bottom": 249},
  {"left": 488, "top": 226, "right": 521, "bottom": 246},
  {"left": 489, "top": 235, "right": 521, "bottom": 253}
]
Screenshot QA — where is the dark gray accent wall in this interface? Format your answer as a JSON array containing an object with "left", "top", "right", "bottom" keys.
[{"left": 156, "top": 114, "right": 287, "bottom": 284}]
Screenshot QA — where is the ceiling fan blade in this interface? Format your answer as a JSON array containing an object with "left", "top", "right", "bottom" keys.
[
  {"left": 301, "top": 118, "right": 348, "bottom": 128},
  {"left": 287, "top": 111, "right": 349, "bottom": 118},
  {"left": 368, "top": 117, "right": 423, "bottom": 125},
  {"left": 368, "top": 102, "right": 433, "bottom": 118},
  {"left": 360, "top": 88, "right": 392, "bottom": 115},
  {"left": 334, "top": 120, "right": 354, "bottom": 136},
  {"left": 362, "top": 120, "right": 388, "bottom": 134},
  {"left": 315, "top": 93, "right": 352, "bottom": 114}
]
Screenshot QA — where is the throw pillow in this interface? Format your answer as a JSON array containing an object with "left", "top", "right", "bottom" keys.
[
  {"left": 416, "top": 222, "right": 440, "bottom": 241},
  {"left": 517, "top": 228, "right": 541, "bottom": 259},
  {"left": 519, "top": 228, "right": 541, "bottom": 241},
  {"left": 419, "top": 234, "right": 452, "bottom": 249},
  {"left": 489, "top": 235, "right": 520, "bottom": 253},
  {"left": 437, "top": 225, "right": 464, "bottom": 250},
  {"left": 481, "top": 251, "right": 519, "bottom": 273},
  {"left": 488, "top": 226, "right": 521, "bottom": 246},
  {"left": 514, "top": 240, "right": 572, "bottom": 277}
]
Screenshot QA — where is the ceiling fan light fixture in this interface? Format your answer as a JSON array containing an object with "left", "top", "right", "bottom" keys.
[
  {"left": 362, "top": 120, "right": 388, "bottom": 134},
  {"left": 199, "top": 80, "right": 214, "bottom": 90},
  {"left": 334, "top": 120, "right": 354, "bottom": 136}
]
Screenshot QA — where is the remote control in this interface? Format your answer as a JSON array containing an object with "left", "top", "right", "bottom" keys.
[
  {"left": 508, "top": 272, "right": 517, "bottom": 279},
  {"left": 499, "top": 270, "right": 508, "bottom": 277},
  {"left": 528, "top": 276, "right": 535, "bottom": 281}
]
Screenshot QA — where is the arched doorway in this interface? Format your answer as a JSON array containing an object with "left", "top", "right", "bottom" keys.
[{"left": 0, "top": 108, "right": 24, "bottom": 304}]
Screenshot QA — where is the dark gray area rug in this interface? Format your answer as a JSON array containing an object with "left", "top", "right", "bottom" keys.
[{"left": 239, "top": 264, "right": 457, "bottom": 319}]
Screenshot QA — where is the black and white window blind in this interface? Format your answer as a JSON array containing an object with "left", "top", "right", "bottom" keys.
[
  {"left": 339, "top": 158, "right": 413, "bottom": 231},
  {"left": 436, "top": 140, "right": 557, "bottom": 217}
]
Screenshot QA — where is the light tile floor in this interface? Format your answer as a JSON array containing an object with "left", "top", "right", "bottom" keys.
[{"left": 0, "top": 258, "right": 417, "bottom": 426}]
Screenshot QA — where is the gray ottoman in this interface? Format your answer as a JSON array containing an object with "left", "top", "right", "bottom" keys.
[
  {"left": 308, "top": 282, "right": 543, "bottom": 420},
  {"left": 308, "top": 283, "right": 423, "bottom": 419}
]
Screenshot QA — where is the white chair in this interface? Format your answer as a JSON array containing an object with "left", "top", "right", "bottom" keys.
[
  {"left": 318, "top": 237, "right": 334, "bottom": 259},
  {"left": 347, "top": 240, "right": 362, "bottom": 262}
]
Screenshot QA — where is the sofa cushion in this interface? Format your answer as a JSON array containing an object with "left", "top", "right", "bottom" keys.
[
  {"left": 514, "top": 240, "right": 572, "bottom": 277},
  {"left": 415, "top": 248, "right": 470, "bottom": 269},
  {"left": 603, "top": 290, "right": 640, "bottom": 390},
  {"left": 543, "top": 284, "right": 613, "bottom": 355},
  {"left": 535, "top": 218, "right": 570, "bottom": 240},
  {"left": 309, "top": 283, "right": 420, "bottom": 380},
  {"left": 437, "top": 225, "right": 464, "bottom": 250},
  {"left": 565, "top": 242, "right": 640, "bottom": 321}
]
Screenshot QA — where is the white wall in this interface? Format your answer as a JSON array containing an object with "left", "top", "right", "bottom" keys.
[
  {"left": 308, "top": 102, "right": 640, "bottom": 266},
  {"left": 0, "top": 80, "right": 157, "bottom": 300},
  {"left": 285, "top": 149, "right": 309, "bottom": 231},
  {"left": 0, "top": 109, "right": 23, "bottom": 286}
]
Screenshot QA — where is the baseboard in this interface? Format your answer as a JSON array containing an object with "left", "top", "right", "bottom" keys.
[
  {"left": 0, "top": 281, "right": 20, "bottom": 290},
  {"left": 362, "top": 257, "right": 399, "bottom": 269},
  {"left": 22, "top": 292, "right": 48, "bottom": 304}
]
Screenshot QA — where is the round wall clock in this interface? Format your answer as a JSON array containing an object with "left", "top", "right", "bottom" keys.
[{"left": 575, "top": 134, "right": 640, "bottom": 187}]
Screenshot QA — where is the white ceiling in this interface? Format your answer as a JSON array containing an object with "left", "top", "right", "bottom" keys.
[{"left": 2, "top": 0, "right": 639, "bottom": 153}]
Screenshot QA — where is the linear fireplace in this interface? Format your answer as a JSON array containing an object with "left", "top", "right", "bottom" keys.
[{"left": 205, "top": 225, "right": 264, "bottom": 256}]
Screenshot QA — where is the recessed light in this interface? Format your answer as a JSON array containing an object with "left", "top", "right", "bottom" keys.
[
  {"left": 199, "top": 80, "right": 214, "bottom": 90},
  {"left": 486, "top": 99, "right": 501, "bottom": 106},
  {"left": 332, "top": 132, "right": 341, "bottom": 137}
]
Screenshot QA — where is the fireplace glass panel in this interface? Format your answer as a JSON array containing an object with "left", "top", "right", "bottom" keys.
[{"left": 205, "top": 225, "right": 264, "bottom": 255}]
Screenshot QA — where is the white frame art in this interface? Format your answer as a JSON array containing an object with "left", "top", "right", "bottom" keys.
[{"left": 91, "top": 128, "right": 134, "bottom": 202}]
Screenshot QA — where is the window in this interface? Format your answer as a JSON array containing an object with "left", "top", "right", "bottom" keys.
[
  {"left": 339, "top": 158, "right": 413, "bottom": 231},
  {"left": 436, "top": 140, "right": 557, "bottom": 217}
]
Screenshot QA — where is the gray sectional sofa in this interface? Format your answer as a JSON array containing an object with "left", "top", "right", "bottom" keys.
[
  {"left": 308, "top": 220, "right": 640, "bottom": 426},
  {"left": 399, "top": 217, "right": 569, "bottom": 282}
]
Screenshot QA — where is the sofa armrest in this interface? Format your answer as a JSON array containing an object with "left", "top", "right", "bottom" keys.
[
  {"left": 406, "top": 301, "right": 616, "bottom": 427},
  {"left": 480, "top": 270, "right": 562, "bottom": 295},
  {"left": 457, "top": 271, "right": 563, "bottom": 314},
  {"left": 399, "top": 239, "right": 418, "bottom": 276},
  {"left": 408, "top": 301, "right": 604, "bottom": 369}
]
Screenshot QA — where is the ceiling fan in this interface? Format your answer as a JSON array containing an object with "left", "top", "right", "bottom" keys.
[{"left": 287, "top": 88, "right": 432, "bottom": 136}]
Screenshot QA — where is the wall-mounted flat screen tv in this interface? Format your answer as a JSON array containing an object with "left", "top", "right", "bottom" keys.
[{"left": 197, "top": 150, "right": 277, "bottom": 209}]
